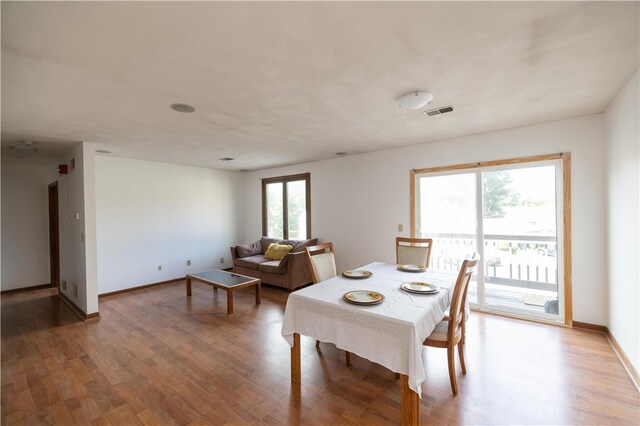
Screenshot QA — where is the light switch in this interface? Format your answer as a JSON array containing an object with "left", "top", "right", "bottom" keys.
[
  {"left": 74, "top": 213, "right": 80, "bottom": 220},
  {"left": 398, "top": 224, "right": 403, "bottom": 232}
]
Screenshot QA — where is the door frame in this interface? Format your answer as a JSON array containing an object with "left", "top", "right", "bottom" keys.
[
  {"left": 410, "top": 153, "right": 572, "bottom": 326},
  {"left": 48, "top": 182, "right": 60, "bottom": 289}
]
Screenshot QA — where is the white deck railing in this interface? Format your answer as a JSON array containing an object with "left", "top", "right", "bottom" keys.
[{"left": 423, "top": 233, "right": 558, "bottom": 292}]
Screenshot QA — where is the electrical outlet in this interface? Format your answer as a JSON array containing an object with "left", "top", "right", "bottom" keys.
[
  {"left": 61, "top": 280, "right": 67, "bottom": 290},
  {"left": 157, "top": 265, "right": 162, "bottom": 271},
  {"left": 72, "top": 284, "right": 78, "bottom": 298},
  {"left": 186, "top": 260, "right": 191, "bottom": 266},
  {"left": 219, "top": 257, "right": 224, "bottom": 264}
]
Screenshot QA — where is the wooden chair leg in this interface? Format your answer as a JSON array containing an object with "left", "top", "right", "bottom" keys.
[
  {"left": 461, "top": 319, "right": 466, "bottom": 345},
  {"left": 447, "top": 346, "right": 458, "bottom": 395},
  {"left": 315, "top": 340, "right": 320, "bottom": 349},
  {"left": 458, "top": 342, "right": 466, "bottom": 375},
  {"left": 345, "top": 351, "right": 352, "bottom": 366}
]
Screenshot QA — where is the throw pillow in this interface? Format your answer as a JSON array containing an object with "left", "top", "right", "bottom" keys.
[
  {"left": 264, "top": 243, "right": 293, "bottom": 260},
  {"left": 236, "top": 241, "right": 262, "bottom": 258}
]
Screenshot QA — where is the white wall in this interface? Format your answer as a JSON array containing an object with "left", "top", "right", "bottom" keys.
[
  {"left": 1, "top": 161, "right": 53, "bottom": 290},
  {"left": 95, "top": 156, "right": 243, "bottom": 294},
  {"left": 604, "top": 70, "right": 639, "bottom": 373},
  {"left": 241, "top": 114, "right": 607, "bottom": 324},
  {"left": 56, "top": 142, "right": 98, "bottom": 315}
]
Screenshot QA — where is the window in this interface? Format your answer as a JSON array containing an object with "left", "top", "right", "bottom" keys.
[
  {"left": 411, "top": 153, "right": 572, "bottom": 325},
  {"left": 262, "top": 173, "right": 311, "bottom": 240}
]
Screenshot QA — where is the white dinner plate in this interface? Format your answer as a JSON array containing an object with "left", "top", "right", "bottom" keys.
[
  {"left": 400, "top": 282, "right": 439, "bottom": 294},
  {"left": 342, "top": 270, "right": 373, "bottom": 279},
  {"left": 342, "top": 290, "right": 384, "bottom": 305},
  {"left": 398, "top": 264, "right": 427, "bottom": 273}
]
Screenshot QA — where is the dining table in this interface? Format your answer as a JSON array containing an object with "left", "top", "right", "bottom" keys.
[{"left": 281, "top": 261, "right": 458, "bottom": 425}]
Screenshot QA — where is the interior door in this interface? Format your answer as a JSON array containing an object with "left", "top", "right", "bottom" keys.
[{"left": 48, "top": 182, "right": 60, "bottom": 289}]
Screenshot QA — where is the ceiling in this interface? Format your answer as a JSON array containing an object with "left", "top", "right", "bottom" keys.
[{"left": 2, "top": 2, "right": 638, "bottom": 170}]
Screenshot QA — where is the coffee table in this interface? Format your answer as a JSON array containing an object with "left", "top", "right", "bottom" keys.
[{"left": 186, "top": 269, "right": 261, "bottom": 314}]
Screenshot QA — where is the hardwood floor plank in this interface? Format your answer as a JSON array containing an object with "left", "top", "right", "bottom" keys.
[{"left": 2, "top": 283, "right": 638, "bottom": 425}]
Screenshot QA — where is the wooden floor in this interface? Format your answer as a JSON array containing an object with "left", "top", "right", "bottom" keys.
[{"left": 2, "top": 282, "right": 638, "bottom": 425}]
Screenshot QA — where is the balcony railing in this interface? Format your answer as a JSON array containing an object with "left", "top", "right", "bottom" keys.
[{"left": 422, "top": 232, "right": 559, "bottom": 293}]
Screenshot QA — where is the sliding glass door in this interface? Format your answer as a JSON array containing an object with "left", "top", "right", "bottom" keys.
[
  {"left": 418, "top": 172, "right": 479, "bottom": 304},
  {"left": 415, "top": 158, "right": 566, "bottom": 323}
]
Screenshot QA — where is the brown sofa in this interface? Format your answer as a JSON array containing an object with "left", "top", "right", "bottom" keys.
[{"left": 230, "top": 237, "right": 318, "bottom": 291}]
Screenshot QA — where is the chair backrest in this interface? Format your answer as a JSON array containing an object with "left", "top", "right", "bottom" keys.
[
  {"left": 396, "top": 237, "right": 433, "bottom": 267},
  {"left": 447, "top": 254, "right": 479, "bottom": 338},
  {"left": 305, "top": 242, "right": 337, "bottom": 284}
]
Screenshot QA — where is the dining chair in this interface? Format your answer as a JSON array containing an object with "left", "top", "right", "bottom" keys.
[
  {"left": 396, "top": 237, "right": 433, "bottom": 267},
  {"left": 443, "top": 253, "right": 479, "bottom": 346},
  {"left": 305, "top": 242, "right": 337, "bottom": 284},
  {"left": 423, "top": 255, "right": 479, "bottom": 395},
  {"left": 305, "top": 242, "right": 352, "bottom": 366}
]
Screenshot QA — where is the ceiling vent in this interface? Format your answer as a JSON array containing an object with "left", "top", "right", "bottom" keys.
[{"left": 423, "top": 105, "right": 454, "bottom": 117}]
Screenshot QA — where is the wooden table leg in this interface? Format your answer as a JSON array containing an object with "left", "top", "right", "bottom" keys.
[
  {"left": 291, "top": 333, "right": 301, "bottom": 384},
  {"left": 400, "top": 374, "right": 419, "bottom": 426},
  {"left": 227, "top": 289, "right": 234, "bottom": 314},
  {"left": 255, "top": 281, "right": 261, "bottom": 305},
  {"left": 186, "top": 277, "right": 192, "bottom": 297}
]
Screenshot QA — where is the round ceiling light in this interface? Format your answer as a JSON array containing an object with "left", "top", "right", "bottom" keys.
[
  {"left": 398, "top": 92, "right": 434, "bottom": 110},
  {"left": 170, "top": 103, "right": 196, "bottom": 113}
]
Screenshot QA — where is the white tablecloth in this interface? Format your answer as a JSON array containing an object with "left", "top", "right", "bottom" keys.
[{"left": 281, "top": 262, "right": 457, "bottom": 397}]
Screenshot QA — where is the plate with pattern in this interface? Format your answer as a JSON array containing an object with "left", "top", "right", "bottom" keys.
[
  {"left": 342, "top": 270, "right": 372, "bottom": 279},
  {"left": 398, "top": 264, "right": 427, "bottom": 273},
  {"left": 400, "top": 282, "right": 439, "bottom": 294},
  {"left": 343, "top": 290, "right": 384, "bottom": 305}
]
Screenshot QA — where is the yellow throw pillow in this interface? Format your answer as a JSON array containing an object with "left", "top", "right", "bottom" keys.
[{"left": 264, "top": 243, "right": 293, "bottom": 260}]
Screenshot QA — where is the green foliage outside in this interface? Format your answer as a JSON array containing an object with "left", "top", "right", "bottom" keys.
[
  {"left": 482, "top": 171, "right": 519, "bottom": 218},
  {"left": 267, "top": 181, "right": 306, "bottom": 239},
  {"left": 267, "top": 184, "right": 283, "bottom": 238}
]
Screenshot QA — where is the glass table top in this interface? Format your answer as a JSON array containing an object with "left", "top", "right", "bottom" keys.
[{"left": 188, "top": 269, "right": 258, "bottom": 288}]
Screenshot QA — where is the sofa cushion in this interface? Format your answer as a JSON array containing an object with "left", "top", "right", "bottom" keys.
[
  {"left": 260, "top": 236, "right": 318, "bottom": 254},
  {"left": 290, "top": 238, "right": 319, "bottom": 253},
  {"left": 264, "top": 243, "right": 293, "bottom": 260},
  {"left": 236, "top": 241, "right": 262, "bottom": 258},
  {"left": 235, "top": 255, "right": 267, "bottom": 271},
  {"left": 260, "top": 237, "right": 280, "bottom": 254},
  {"left": 258, "top": 260, "right": 286, "bottom": 274}
]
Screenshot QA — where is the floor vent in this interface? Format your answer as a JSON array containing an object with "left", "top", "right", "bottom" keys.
[{"left": 424, "top": 105, "right": 454, "bottom": 117}]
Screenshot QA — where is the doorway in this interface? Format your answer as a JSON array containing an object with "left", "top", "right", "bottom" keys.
[
  {"left": 48, "top": 182, "right": 60, "bottom": 289},
  {"left": 412, "top": 154, "right": 571, "bottom": 325}
]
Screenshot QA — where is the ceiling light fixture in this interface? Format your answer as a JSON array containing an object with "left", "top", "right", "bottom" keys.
[
  {"left": 398, "top": 91, "right": 434, "bottom": 110},
  {"left": 10, "top": 140, "right": 38, "bottom": 153},
  {"left": 335, "top": 152, "right": 347, "bottom": 156},
  {"left": 220, "top": 157, "right": 234, "bottom": 161},
  {"left": 170, "top": 103, "right": 196, "bottom": 113}
]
